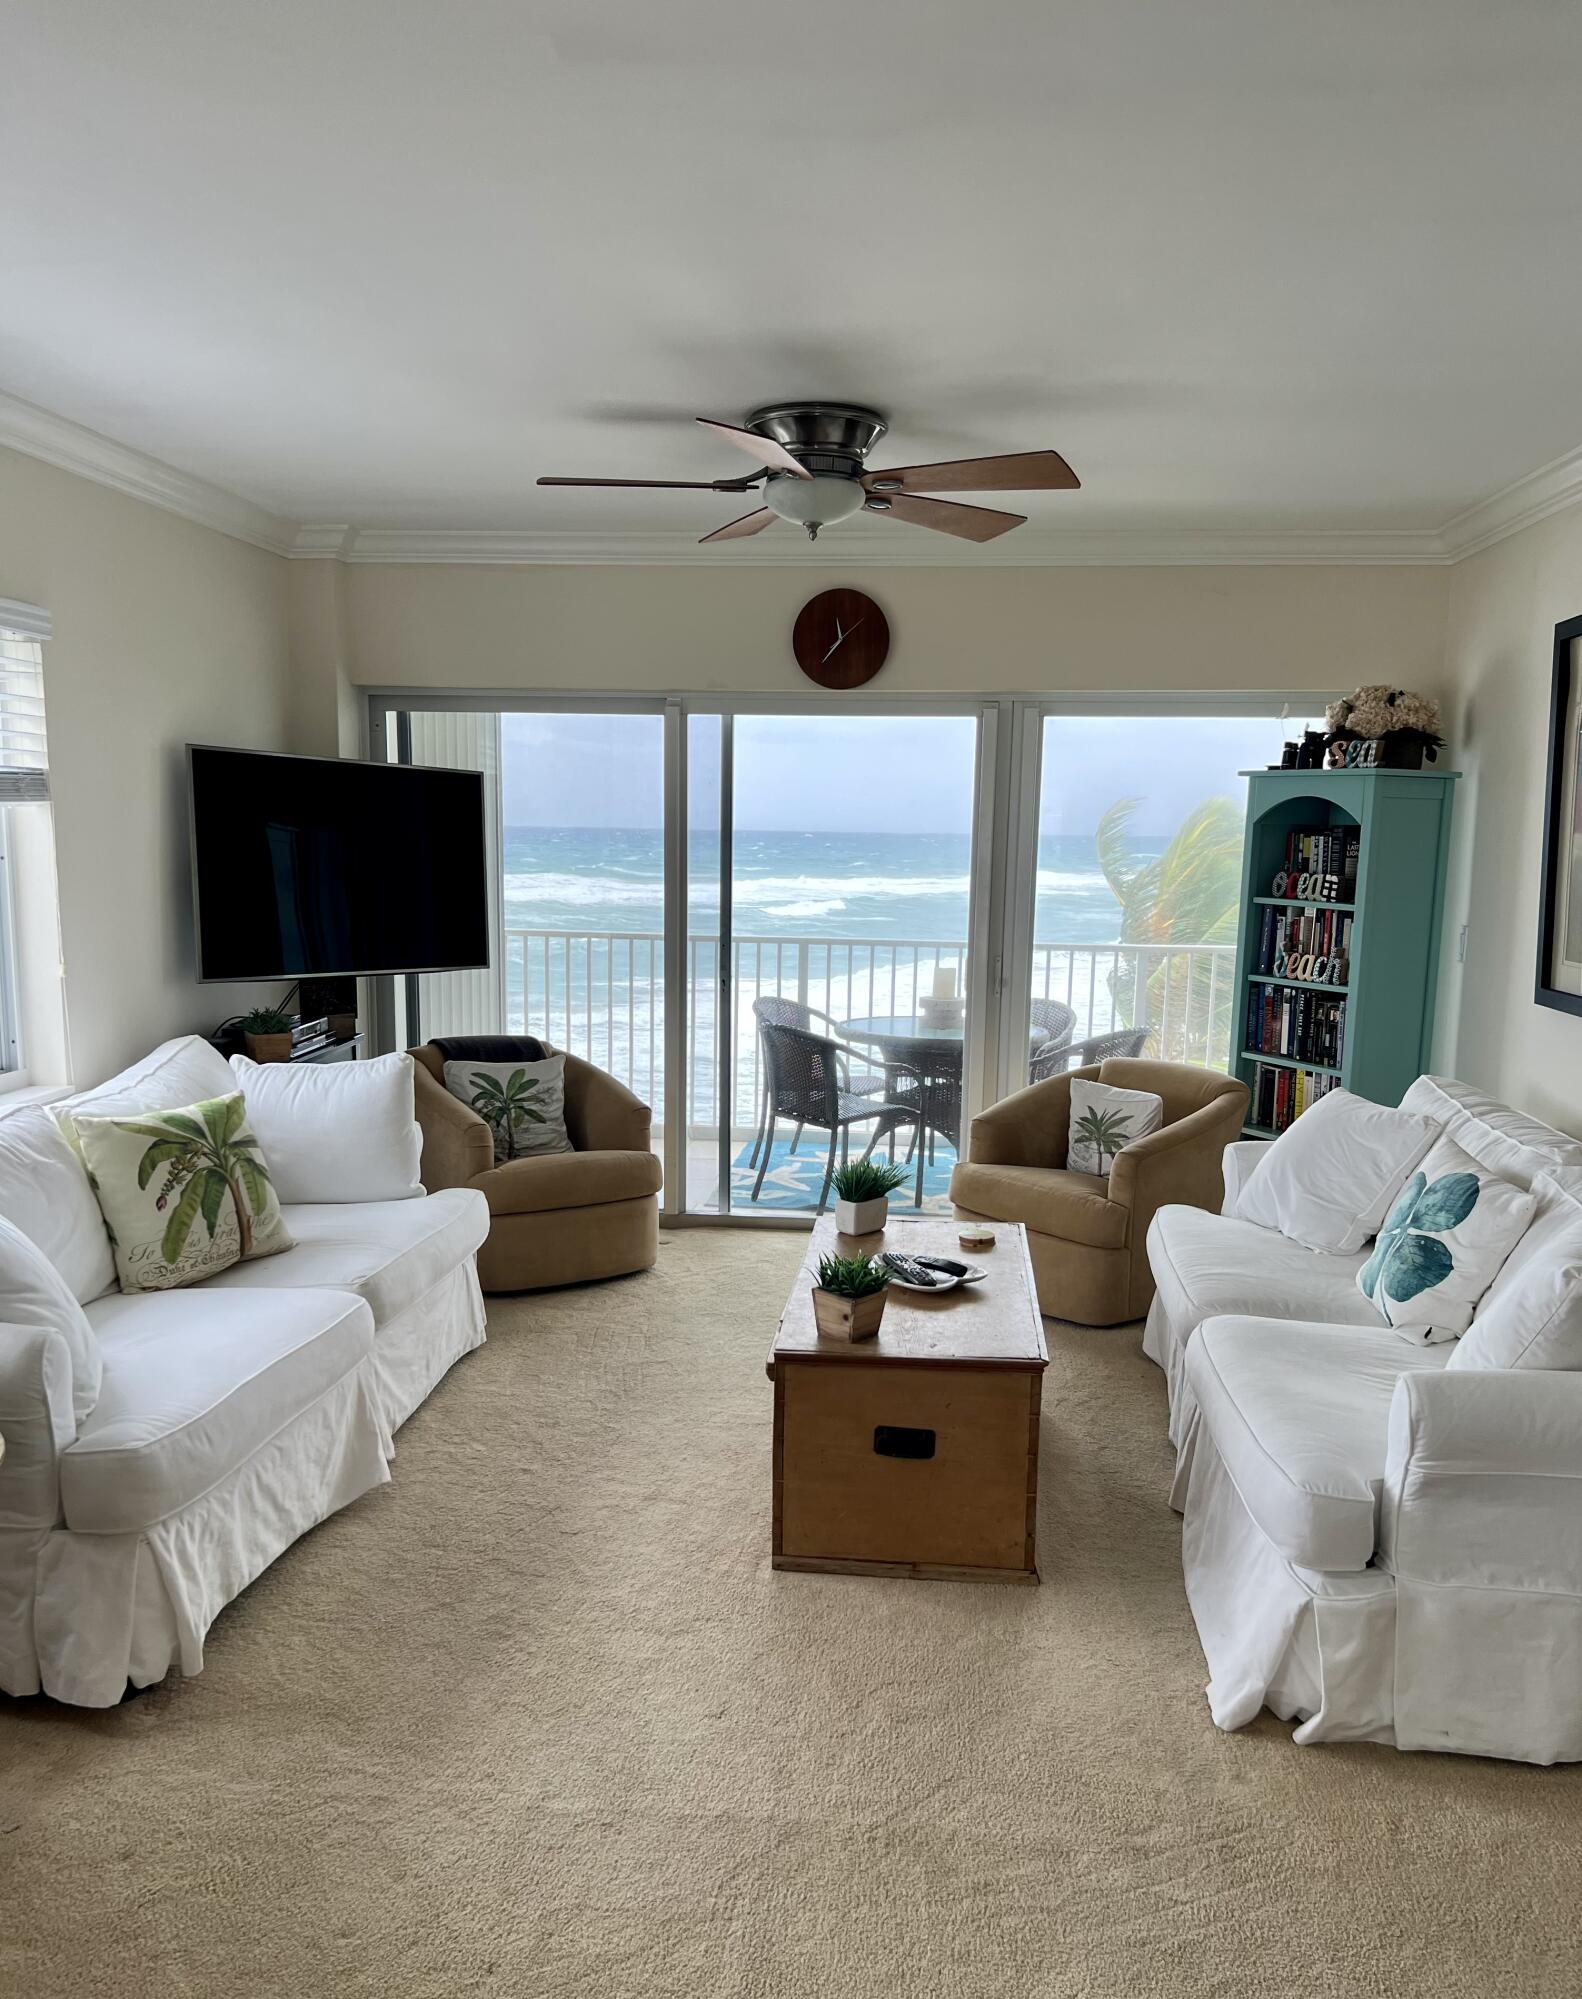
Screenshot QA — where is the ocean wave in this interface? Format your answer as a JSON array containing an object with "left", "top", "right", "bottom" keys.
[
  {"left": 761, "top": 898, "right": 847, "bottom": 919},
  {"left": 502, "top": 865, "right": 1118, "bottom": 913}
]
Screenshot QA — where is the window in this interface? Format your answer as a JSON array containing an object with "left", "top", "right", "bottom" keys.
[{"left": 0, "top": 600, "right": 54, "bottom": 1080}]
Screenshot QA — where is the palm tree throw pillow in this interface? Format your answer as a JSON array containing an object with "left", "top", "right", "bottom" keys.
[
  {"left": 442, "top": 1055, "right": 573, "bottom": 1165},
  {"left": 69, "top": 1092, "right": 294, "bottom": 1294},
  {"left": 1066, "top": 1077, "right": 1163, "bottom": 1177},
  {"left": 1357, "top": 1132, "right": 1536, "bottom": 1343}
]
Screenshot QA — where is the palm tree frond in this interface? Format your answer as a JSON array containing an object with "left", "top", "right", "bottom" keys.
[
  {"left": 197, "top": 1166, "right": 229, "bottom": 1237},
  {"left": 160, "top": 1175, "right": 207, "bottom": 1265}
]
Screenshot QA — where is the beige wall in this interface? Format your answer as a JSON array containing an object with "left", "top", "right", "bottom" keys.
[
  {"left": 6, "top": 438, "right": 1520, "bottom": 1103},
  {"left": 1433, "top": 503, "right": 1582, "bottom": 1134},
  {"left": 0, "top": 445, "right": 295, "bottom": 1082},
  {"left": 338, "top": 560, "right": 1449, "bottom": 699}
]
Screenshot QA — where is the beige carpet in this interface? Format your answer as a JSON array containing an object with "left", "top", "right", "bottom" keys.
[{"left": 3, "top": 1231, "right": 1580, "bottom": 1999}]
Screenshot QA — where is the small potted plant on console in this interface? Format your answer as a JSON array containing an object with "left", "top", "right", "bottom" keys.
[
  {"left": 811, "top": 1251, "right": 891, "bottom": 1343},
  {"left": 240, "top": 1005, "right": 294, "bottom": 1063},
  {"left": 831, "top": 1156, "right": 910, "bottom": 1237}
]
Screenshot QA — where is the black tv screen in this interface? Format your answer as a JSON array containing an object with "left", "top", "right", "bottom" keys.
[{"left": 189, "top": 746, "right": 489, "bottom": 981}]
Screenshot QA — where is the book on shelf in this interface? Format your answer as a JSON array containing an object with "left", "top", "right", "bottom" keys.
[
  {"left": 1272, "top": 824, "right": 1360, "bottom": 901},
  {"left": 1250, "top": 1061, "right": 1340, "bottom": 1134},
  {"left": 1244, "top": 984, "right": 1346, "bottom": 1068}
]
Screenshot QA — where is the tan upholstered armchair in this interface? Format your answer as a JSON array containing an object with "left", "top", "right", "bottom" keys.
[
  {"left": 949, "top": 1058, "right": 1248, "bottom": 1325},
  {"left": 411, "top": 1043, "right": 661, "bottom": 1294}
]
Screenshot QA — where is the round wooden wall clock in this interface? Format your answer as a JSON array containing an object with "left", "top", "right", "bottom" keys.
[{"left": 792, "top": 589, "right": 890, "bottom": 690}]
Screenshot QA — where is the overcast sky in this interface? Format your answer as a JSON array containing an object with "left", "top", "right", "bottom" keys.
[{"left": 499, "top": 711, "right": 1306, "bottom": 837}]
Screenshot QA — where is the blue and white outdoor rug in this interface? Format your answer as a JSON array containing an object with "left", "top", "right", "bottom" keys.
[{"left": 729, "top": 1135, "right": 958, "bottom": 1215}]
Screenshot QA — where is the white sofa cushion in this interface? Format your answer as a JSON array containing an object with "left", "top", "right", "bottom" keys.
[
  {"left": 62, "top": 1034, "right": 237, "bottom": 1123},
  {"left": 1399, "top": 1074, "right": 1582, "bottom": 1186},
  {"left": 0, "top": 1211, "right": 102, "bottom": 1424},
  {"left": 1233, "top": 1088, "right": 1437, "bottom": 1254},
  {"left": 0, "top": 1104, "right": 117, "bottom": 1305},
  {"left": 203, "top": 1188, "right": 489, "bottom": 1326},
  {"left": 1475, "top": 1167, "right": 1582, "bottom": 1316},
  {"left": 1358, "top": 1133, "right": 1536, "bottom": 1344},
  {"left": 1150, "top": 1204, "right": 1382, "bottom": 1349},
  {"left": 27, "top": 1036, "right": 241, "bottom": 1306},
  {"left": 228, "top": 1051, "right": 424, "bottom": 1203},
  {"left": 1452, "top": 1261, "right": 1582, "bottom": 1374},
  {"left": 65, "top": 1287, "right": 374, "bottom": 1532},
  {"left": 1186, "top": 1316, "right": 1449, "bottom": 1572}
]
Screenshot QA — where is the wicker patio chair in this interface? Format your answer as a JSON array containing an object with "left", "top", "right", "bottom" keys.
[
  {"left": 1029, "top": 1025, "right": 1150, "bottom": 1084},
  {"left": 746, "top": 997, "right": 892, "bottom": 1170},
  {"left": 749, "top": 1014, "right": 918, "bottom": 1213},
  {"left": 1029, "top": 997, "right": 1078, "bottom": 1051}
]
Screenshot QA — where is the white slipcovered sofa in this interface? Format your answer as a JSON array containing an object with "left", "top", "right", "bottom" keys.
[
  {"left": 0, "top": 1035, "right": 488, "bottom": 1707},
  {"left": 1144, "top": 1075, "right": 1582, "bottom": 1764}
]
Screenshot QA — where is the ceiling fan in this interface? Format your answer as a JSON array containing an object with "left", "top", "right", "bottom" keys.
[{"left": 538, "top": 403, "right": 1079, "bottom": 544}]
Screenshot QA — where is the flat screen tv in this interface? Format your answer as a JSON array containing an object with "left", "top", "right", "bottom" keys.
[{"left": 188, "top": 746, "right": 489, "bottom": 982}]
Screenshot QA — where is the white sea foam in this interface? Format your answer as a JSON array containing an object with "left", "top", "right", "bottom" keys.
[
  {"left": 504, "top": 869, "right": 979, "bottom": 907},
  {"left": 760, "top": 899, "right": 847, "bottom": 919}
]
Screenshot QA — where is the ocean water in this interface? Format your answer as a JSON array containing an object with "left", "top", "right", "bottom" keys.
[
  {"left": 502, "top": 825, "right": 1152, "bottom": 943},
  {"left": 490, "top": 826, "right": 1169, "bottom": 1128}
]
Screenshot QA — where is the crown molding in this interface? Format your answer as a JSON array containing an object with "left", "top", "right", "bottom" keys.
[
  {"left": 303, "top": 523, "right": 1452, "bottom": 567},
  {"left": 8, "top": 384, "right": 1582, "bottom": 570},
  {"left": 1436, "top": 441, "right": 1582, "bottom": 562},
  {"left": 0, "top": 388, "right": 295, "bottom": 555},
  {"left": 291, "top": 523, "right": 358, "bottom": 559},
  {"left": 0, "top": 597, "right": 52, "bottom": 641}
]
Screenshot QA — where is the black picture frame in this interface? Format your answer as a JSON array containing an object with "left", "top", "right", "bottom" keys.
[{"left": 1535, "top": 612, "right": 1582, "bottom": 1017}]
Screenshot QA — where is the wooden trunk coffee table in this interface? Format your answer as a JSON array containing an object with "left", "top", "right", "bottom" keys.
[{"left": 768, "top": 1217, "right": 1047, "bottom": 1584}]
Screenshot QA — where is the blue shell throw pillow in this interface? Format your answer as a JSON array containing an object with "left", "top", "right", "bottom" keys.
[{"left": 1358, "top": 1133, "right": 1536, "bottom": 1344}]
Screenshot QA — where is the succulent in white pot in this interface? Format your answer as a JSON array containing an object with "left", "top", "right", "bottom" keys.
[{"left": 831, "top": 1157, "right": 910, "bottom": 1238}]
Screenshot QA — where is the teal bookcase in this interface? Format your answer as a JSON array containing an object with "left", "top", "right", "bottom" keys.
[{"left": 1230, "top": 768, "right": 1459, "bottom": 1135}]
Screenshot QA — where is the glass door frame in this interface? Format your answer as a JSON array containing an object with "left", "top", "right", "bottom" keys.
[
  {"left": 678, "top": 694, "right": 1001, "bottom": 1223},
  {"left": 367, "top": 686, "right": 1326, "bottom": 1225},
  {"left": 368, "top": 689, "right": 1004, "bottom": 1226},
  {"left": 992, "top": 692, "right": 1335, "bottom": 1109}
]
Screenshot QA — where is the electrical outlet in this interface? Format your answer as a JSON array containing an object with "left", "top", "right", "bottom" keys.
[{"left": 1458, "top": 924, "right": 1468, "bottom": 963}]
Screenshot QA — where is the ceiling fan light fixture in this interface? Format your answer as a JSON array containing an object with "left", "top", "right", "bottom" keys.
[{"left": 764, "top": 470, "right": 868, "bottom": 538}]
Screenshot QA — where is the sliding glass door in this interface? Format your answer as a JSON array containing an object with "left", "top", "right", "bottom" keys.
[
  {"left": 376, "top": 692, "right": 1321, "bottom": 1220},
  {"left": 1007, "top": 708, "right": 1322, "bottom": 1090},
  {"left": 711, "top": 710, "right": 983, "bottom": 1217},
  {"left": 391, "top": 704, "right": 668, "bottom": 1181}
]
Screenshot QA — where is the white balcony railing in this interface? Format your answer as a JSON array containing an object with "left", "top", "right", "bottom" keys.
[{"left": 483, "top": 929, "right": 1235, "bottom": 1131}]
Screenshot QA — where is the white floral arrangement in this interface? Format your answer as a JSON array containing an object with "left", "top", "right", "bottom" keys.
[{"left": 1324, "top": 684, "right": 1444, "bottom": 768}]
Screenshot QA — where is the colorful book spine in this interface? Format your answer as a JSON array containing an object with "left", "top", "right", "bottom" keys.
[{"left": 1250, "top": 1061, "right": 1340, "bottom": 1134}]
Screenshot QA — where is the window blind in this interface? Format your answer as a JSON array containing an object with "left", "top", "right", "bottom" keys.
[{"left": 0, "top": 629, "right": 48, "bottom": 803}]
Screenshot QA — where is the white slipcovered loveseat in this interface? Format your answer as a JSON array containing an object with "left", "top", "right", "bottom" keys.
[
  {"left": 1144, "top": 1075, "right": 1582, "bottom": 1764},
  {"left": 0, "top": 1035, "right": 488, "bottom": 1708}
]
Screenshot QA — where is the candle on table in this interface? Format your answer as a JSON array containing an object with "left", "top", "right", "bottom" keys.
[{"left": 931, "top": 965, "right": 957, "bottom": 1001}]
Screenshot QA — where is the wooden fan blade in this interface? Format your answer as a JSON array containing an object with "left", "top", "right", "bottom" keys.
[
  {"left": 865, "top": 493, "right": 1026, "bottom": 542},
  {"left": 537, "top": 475, "right": 758, "bottom": 490},
  {"left": 863, "top": 450, "right": 1079, "bottom": 495},
  {"left": 695, "top": 418, "right": 812, "bottom": 479},
  {"left": 699, "top": 507, "right": 778, "bottom": 545}
]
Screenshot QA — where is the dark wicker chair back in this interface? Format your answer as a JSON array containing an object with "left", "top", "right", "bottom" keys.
[
  {"left": 1030, "top": 1025, "right": 1150, "bottom": 1083},
  {"left": 756, "top": 1015, "right": 844, "bottom": 1129},
  {"left": 1029, "top": 998, "right": 1078, "bottom": 1047},
  {"left": 752, "top": 995, "right": 813, "bottom": 1035}
]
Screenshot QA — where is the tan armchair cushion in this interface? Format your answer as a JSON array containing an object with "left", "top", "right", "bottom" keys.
[
  {"left": 951, "top": 1161, "right": 1127, "bottom": 1248},
  {"left": 472, "top": 1148, "right": 661, "bottom": 1217}
]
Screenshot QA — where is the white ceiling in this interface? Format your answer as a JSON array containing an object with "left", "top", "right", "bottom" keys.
[{"left": 5, "top": 0, "right": 1582, "bottom": 551}]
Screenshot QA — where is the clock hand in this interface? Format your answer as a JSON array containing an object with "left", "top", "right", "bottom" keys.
[{"left": 822, "top": 616, "right": 847, "bottom": 664}]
